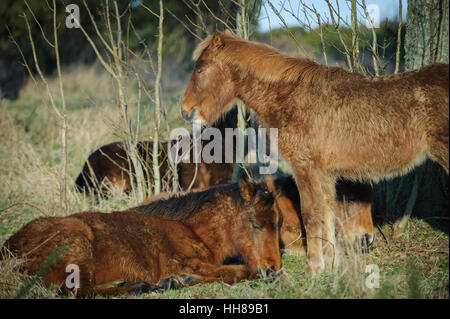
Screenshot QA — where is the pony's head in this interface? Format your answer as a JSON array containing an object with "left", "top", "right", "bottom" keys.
[
  {"left": 335, "top": 201, "right": 375, "bottom": 249},
  {"left": 181, "top": 30, "right": 237, "bottom": 126},
  {"left": 334, "top": 180, "right": 375, "bottom": 249},
  {"left": 234, "top": 175, "right": 282, "bottom": 275}
]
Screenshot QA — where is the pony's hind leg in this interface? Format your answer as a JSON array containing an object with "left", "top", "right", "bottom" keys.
[
  {"left": 426, "top": 103, "right": 449, "bottom": 173},
  {"left": 322, "top": 176, "right": 338, "bottom": 270},
  {"left": 4, "top": 217, "right": 96, "bottom": 297},
  {"left": 39, "top": 232, "right": 96, "bottom": 297},
  {"left": 427, "top": 139, "right": 449, "bottom": 173}
]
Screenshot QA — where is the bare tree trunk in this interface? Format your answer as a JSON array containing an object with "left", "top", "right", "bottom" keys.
[
  {"left": 232, "top": 0, "right": 250, "bottom": 182},
  {"left": 111, "top": 1, "right": 146, "bottom": 203},
  {"left": 21, "top": 1, "right": 69, "bottom": 214},
  {"left": 350, "top": 0, "right": 361, "bottom": 72},
  {"left": 152, "top": 0, "right": 163, "bottom": 195},
  {"left": 395, "top": 0, "right": 403, "bottom": 73},
  {"left": 52, "top": 0, "right": 68, "bottom": 215},
  {"left": 362, "top": 0, "right": 380, "bottom": 75},
  {"left": 404, "top": 0, "right": 449, "bottom": 68}
]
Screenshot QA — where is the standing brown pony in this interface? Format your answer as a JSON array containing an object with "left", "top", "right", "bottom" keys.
[
  {"left": 2, "top": 177, "right": 281, "bottom": 297},
  {"left": 180, "top": 30, "right": 449, "bottom": 273}
]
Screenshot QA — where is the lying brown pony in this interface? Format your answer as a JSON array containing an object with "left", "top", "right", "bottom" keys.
[
  {"left": 2, "top": 177, "right": 281, "bottom": 297},
  {"left": 138, "top": 175, "right": 375, "bottom": 254},
  {"left": 75, "top": 106, "right": 247, "bottom": 196}
]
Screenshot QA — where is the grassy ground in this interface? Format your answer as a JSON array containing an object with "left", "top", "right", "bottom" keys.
[{"left": 0, "top": 65, "right": 448, "bottom": 299}]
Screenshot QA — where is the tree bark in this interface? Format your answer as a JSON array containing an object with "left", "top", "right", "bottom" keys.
[{"left": 404, "top": 0, "right": 449, "bottom": 69}]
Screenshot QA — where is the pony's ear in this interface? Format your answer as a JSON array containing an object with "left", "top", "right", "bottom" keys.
[
  {"left": 211, "top": 30, "right": 225, "bottom": 50},
  {"left": 239, "top": 177, "right": 254, "bottom": 202},
  {"left": 264, "top": 175, "right": 276, "bottom": 194},
  {"left": 224, "top": 29, "right": 233, "bottom": 36}
]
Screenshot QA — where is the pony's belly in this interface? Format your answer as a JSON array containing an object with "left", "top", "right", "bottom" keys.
[{"left": 332, "top": 148, "right": 428, "bottom": 181}]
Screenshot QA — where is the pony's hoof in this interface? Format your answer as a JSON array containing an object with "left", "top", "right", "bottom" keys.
[
  {"left": 149, "top": 285, "right": 165, "bottom": 294},
  {"left": 160, "top": 277, "right": 182, "bottom": 290},
  {"left": 159, "top": 274, "right": 198, "bottom": 290},
  {"left": 127, "top": 282, "right": 152, "bottom": 296},
  {"left": 257, "top": 267, "right": 277, "bottom": 282}
]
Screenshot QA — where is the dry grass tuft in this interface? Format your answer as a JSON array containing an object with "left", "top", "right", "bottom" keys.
[{"left": 0, "top": 248, "right": 58, "bottom": 298}]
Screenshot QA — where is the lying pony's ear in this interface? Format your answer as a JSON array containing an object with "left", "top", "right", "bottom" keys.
[
  {"left": 239, "top": 176, "right": 254, "bottom": 202},
  {"left": 264, "top": 175, "right": 276, "bottom": 195}
]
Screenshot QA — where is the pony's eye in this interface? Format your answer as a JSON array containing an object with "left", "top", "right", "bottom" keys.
[
  {"left": 197, "top": 69, "right": 204, "bottom": 74},
  {"left": 250, "top": 217, "right": 263, "bottom": 232}
]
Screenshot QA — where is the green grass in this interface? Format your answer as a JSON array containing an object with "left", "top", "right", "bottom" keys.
[
  {"left": 132, "top": 221, "right": 448, "bottom": 299},
  {"left": 0, "top": 65, "right": 448, "bottom": 299}
]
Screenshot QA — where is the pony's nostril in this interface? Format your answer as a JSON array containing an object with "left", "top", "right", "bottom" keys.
[{"left": 180, "top": 108, "right": 197, "bottom": 122}]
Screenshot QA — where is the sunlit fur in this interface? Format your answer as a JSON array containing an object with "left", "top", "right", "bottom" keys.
[
  {"left": 182, "top": 30, "right": 449, "bottom": 273},
  {"left": 193, "top": 33, "right": 350, "bottom": 85},
  {"left": 2, "top": 178, "right": 281, "bottom": 297}
]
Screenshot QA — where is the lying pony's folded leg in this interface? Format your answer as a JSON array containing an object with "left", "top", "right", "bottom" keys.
[
  {"left": 92, "top": 281, "right": 160, "bottom": 296},
  {"left": 155, "top": 264, "right": 252, "bottom": 291}
]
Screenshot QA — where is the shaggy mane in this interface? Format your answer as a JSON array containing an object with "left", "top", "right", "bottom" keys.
[
  {"left": 193, "top": 32, "right": 359, "bottom": 84},
  {"left": 193, "top": 34, "right": 213, "bottom": 60},
  {"left": 134, "top": 183, "right": 243, "bottom": 221}
]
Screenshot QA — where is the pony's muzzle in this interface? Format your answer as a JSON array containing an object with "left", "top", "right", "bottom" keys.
[{"left": 181, "top": 108, "right": 197, "bottom": 122}]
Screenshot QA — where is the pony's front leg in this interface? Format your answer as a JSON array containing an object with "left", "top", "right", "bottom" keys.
[
  {"left": 92, "top": 281, "right": 157, "bottom": 296},
  {"left": 292, "top": 168, "right": 330, "bottom": 274},
  {"left": 156, "top": 264, "right": 252, "bottom": 290}
]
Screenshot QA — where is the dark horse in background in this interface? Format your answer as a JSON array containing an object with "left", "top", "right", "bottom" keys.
[
  {"left": 180, "top": 30, "right": 449, "bottom": 273},
  {"left": 2, "top": 177, "right": 281, "bottom": 297},
  {"left": 74, "top": 106, "right": 247, "bottom": 196}
]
